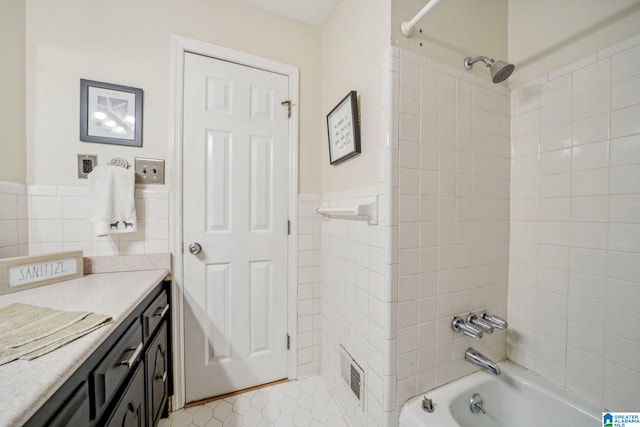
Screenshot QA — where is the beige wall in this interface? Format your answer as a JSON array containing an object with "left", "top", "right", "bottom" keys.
[
  {"left": 25, "top": 0, "right": 323, "bottom": 193},
  {"left": 391, "top": 0, "right": 508, "bottom": 83},
  {"left": 0, "top": 0, "right": 27, "bottom": 184},
  {"left": 321, "top": 0, "right": 391, "bottom": 194},
  {"left": 508, "top": 0, "right": 640, "bottom": 86}
]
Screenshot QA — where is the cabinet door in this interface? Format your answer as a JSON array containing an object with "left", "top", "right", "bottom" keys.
[
  {"left": 146, "top": 321, "right": 168, "bottom": 426},
  {"left": 106, "top": 363, "right": 145, "bottom": 427}
]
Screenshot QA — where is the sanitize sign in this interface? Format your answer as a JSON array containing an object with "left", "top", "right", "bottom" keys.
[{"left": 8, "top": 257, "right": 78, "bottom": 287}]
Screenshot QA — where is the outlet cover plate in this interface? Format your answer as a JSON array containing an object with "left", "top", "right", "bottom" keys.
[
  {"left": 77, "top": 154, "right": 98, "bottom": 179},
  {"left": 135, "top": 157, "right": 165, "bottom": 184}
]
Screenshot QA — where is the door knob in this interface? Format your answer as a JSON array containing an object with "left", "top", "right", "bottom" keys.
[{"left": 188, "top": 242, "right": 202, "bottom": 255}]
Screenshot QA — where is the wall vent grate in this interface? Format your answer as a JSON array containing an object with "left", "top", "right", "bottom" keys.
[
  {"left": 350, "top": 364, "right": 361, "bottom": 399},
  {"left": 339, "top": 344, "right": 365, "bottom": 410}
]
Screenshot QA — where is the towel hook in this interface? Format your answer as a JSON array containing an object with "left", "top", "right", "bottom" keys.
[{"left": 109, "top": 157, "right": 130, "bottom": 169}]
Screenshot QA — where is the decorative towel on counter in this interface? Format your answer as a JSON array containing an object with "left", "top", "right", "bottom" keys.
[
  {"left": 0, "top": 303, "right": 112, "bottom": 366},
  {"left": 88, "top": 165, "right": 137, "bottom": 236}
]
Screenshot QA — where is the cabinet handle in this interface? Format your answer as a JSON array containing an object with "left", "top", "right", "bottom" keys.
[
  {"left": 155, "top": 371, "right": 167, "bottom": 382},
  {"left": 154, "top": 304, "right": 169, "bottom": 318},
  {"left": 120, "top": 343, "right": 143, "bottom": 368}
]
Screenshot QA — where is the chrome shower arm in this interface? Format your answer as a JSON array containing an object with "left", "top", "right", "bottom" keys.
[
  {"left": 464, "top": 56, "right": 494, "bottom": 70},
  {"left": 463, "top": 55, "right": 514, "bottom": 83}
]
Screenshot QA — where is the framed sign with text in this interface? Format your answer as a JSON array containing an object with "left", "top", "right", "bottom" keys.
[
  {"left": 326, "top": 91, "right": 361, "bottom": 165},
  {"left": 0, "top": 251, "right": 84, "bottom": 295}
]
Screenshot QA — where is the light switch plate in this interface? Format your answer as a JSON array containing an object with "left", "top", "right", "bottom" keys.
[
  {"left": 77, "top": 154, "right": 97, "bottom": 179},
  {"left": 135, "top": 158, "right": 165, "bottom": 184}
]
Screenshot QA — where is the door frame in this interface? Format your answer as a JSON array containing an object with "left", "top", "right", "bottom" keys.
[{"left": 169, "top": 35, "right": 299, "bottom": 410}]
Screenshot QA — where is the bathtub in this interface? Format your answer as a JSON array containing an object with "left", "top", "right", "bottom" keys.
[{"left": 399, "top": 362, "right": 600, "bottom": 427}]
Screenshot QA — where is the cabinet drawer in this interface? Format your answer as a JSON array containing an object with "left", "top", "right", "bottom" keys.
[
  {"left": 105, "top": 363, "right": 146, "bottom": 427},
  {"left": 92, "top": 319, "right": 143, "bottom": 417},
  {"left": 143, "top": 290, "right": 169, "bottom": 342},
  {"left": 48, "top": 381, "right": 90, "bottom": 427}
]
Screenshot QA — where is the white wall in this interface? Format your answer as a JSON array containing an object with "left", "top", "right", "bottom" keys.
[
  {"left": 508, "top": 0, "right": 640, "bottom": 87},
  {"left": 391, "top": 0, "right": 508, "bottom": 84},
  {"left": 0, "top": 0, "right": 26, "bottom": 184},
  {"left": 25, "top": 0, "right": 323, "bottom": 194},
  {"left": 509, "top": 34, "right": 640, "bottom": 411},
  {"left": 321, "top": 0, "right": 390, "bottom": 194},
  {"left": 393, "top": 49, "right": 510, "bottom": 410}
]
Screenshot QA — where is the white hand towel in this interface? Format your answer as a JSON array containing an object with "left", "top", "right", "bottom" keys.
[{"left": 88, "top": 165, "right": 137, "bottom": 236}]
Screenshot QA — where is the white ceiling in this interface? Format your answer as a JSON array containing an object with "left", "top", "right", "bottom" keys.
[{"left": 236, "top": 0, "right": 338, "bottom": 27}]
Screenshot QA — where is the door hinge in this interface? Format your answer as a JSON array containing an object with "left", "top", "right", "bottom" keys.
[
  {"left": 287, "top": 334, "right": 291, "bottom": 350},
  {"left": 281, "top": 100, "right": 292, "bottom": 118},
  {"left": 287, "top": 219, "right": 291, "bottom": 235}
]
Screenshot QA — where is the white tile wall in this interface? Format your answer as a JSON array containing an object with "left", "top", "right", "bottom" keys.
[
  {"left": 509, "top": 34, "right": 640, "bottom": 411},
  {"left": 297, "top": 194, "right": 322, "bottom": 378},
  {"left": 318, "top": 186, "right": 392, "bottom": 427},
  {"left": 26, "top": 185, "right": 169, "bottom": 256},
  {"left": 0, "top": 181, "right": 29, "bottom": 258},
  {"left": 392, "top": 48, "right": 510, "bottom": 414}
]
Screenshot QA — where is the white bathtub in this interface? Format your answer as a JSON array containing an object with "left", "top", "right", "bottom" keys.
[{"left": 400, "top": 362, "right": 600, "bottom": 427}]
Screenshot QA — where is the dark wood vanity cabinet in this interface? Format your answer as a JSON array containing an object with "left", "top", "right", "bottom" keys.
[{"left": 24, "top": 279, "right": 171, "bottom": 427}]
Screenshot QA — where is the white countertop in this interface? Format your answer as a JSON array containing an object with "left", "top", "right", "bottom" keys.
[{"left": 0, "top": 269, "right": 168, "bottom": 427}]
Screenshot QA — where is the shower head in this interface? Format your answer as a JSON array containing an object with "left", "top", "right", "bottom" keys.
[
  {"left": 464, "top": 56, "right": 515, "bottom": 83},
  {"left": 490, "top": 60, "right": 515, "bottom": 83}
]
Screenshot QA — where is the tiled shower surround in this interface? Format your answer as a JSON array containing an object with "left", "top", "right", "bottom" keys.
[
  {"left": 509, "top": 34, "right": 640, "bottom": 410},
  {"left": 391, "top": 48, "right": 510, "bottom": 413}
]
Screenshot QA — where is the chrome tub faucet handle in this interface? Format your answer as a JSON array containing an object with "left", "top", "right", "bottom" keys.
[
  {"left": 481, "top": 311, "right": 508, "bottom": 330},
  {"left": 452, "top": 317, "right": 483, "bottom": 339},
  {"left": 467, "top": 313, "right": 494, "bottom": 334}
]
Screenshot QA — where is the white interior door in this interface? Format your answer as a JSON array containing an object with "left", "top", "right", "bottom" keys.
[{"left": 182, "top": 52, "right": 290, "bottom": 403}]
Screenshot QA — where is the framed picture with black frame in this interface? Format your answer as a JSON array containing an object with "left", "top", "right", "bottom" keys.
[
  {"left": 326, "top": 91, "right": 361, "bottom": 165},
  {"left": 79, "top": 79, "right": 143, "bottom": 147}
]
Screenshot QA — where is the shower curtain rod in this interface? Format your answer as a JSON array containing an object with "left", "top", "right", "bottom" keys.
[{"left": 401, "top": 0, "right": 442, "bottom": 37}]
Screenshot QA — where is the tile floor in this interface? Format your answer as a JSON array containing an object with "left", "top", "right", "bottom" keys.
[{"left": 158, "top": 376, "right": 349, "bottom": 427}]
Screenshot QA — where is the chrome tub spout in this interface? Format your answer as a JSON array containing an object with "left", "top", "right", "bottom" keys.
[{"left": 465, "top": 348, "right": 501, "bottom": 375}]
